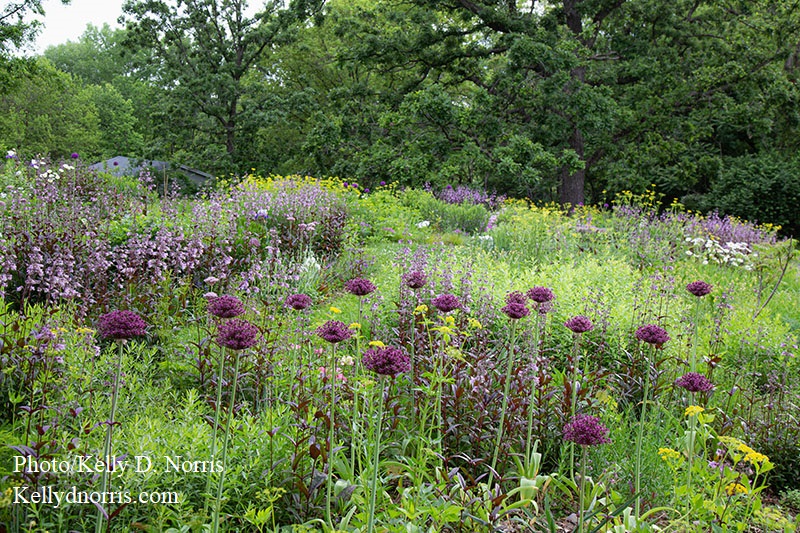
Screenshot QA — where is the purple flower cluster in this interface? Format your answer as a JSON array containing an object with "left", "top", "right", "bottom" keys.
[
  {"left": 563, "top": 414, "right": 611, "bottom": 446},
  {"left": 565, "top": 315, "right": 594, "bottom": 334},
  {"left": 501, "top": 292, "right": 529, "bottom": 319},
  {"left": 404, "top": 271, "right": 427, "bottom": 290},
  {"left": 316, "top": 320, "right": 353, "bottom": 344},
  {"left": 345, "top": 277, "right": 377, "bottom": 297},
  {"left": 432, "top": 294, "right": 461, "bottom": 313},
  {"left": 436, "top": 184, "right": 505, "bottom": 210},
  {"left": 686, "top": 281, "right": 713, "bottom": 297},
  {"left": 527, "top": 286, "right": 555, "bottom": 304},
  {"left": 217, "top": 318, "right": 259, "bottom": 350},
  {"left": 675, "top": 372, "right": 714, "bottom": 393},
  {"left": 285, "top": 293, "right": 313, "bottom": 310},
  {"left": 635, "top": 324, "right": 670, "bottom": 347},
  {"left": 362, "top": 346, "right": 410, "bottom": 376},
  {"left": 97, "top": 310, "right": 147, "bottom": 340},
  {"left": 208, "top": 295, "right": 245, "bottom": 318}
]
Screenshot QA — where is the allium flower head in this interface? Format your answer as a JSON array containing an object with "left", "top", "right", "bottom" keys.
[
  {"left": 285, "top": 293, "right": 313, "bottom": 310},
  {"left": 345, "top": 278, "right": 377, "bottom": 297},
  {"left": 362, "top": 346, "right": 410, "bottom": 376},
  {"left": 505, "top": 291, "right": 527, "bottom": 305},
  {"left": 635, "top": 324, "right": 670, "bottom": 346},
  {"left": 70, "top": 152, "right": 79, "bottom": 159},
  {"left": 432, "top": 294, "right": 461, "bottom": 313},
  {"left": 675, "top": 372, "right": 714, "bottom": 393},
  {"left": 404, "top": 271, "right": 427, "bottom": 289},
  {"left": 563, "top": 414, "right": 611, "bottom": 446},
  {"left": 97, "top": 310, "right": 146, "bottom": 340},
  {"left": 501, "top": 302, "right": 530, "bottom": 320},
  {"left": 316, "top": 320, "right": 353, "bottom": 344},
  {"left": 565, "top": 315, "right": 594, "bottom": 334},
  {"left": 527, "top": 286, "right": 555, "bottom": 304},
  {"left": 686, "top": 280, "right": 713, "bottom": 297},
  {"left": 208, "top": 295, "right": 245, "bottom": 318},
  {"left": 217, "top": 318, "right": 259, "bottom": 350}
]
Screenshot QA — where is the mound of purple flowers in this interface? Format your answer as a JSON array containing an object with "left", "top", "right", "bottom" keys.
[
  {"left": 362, "top": 346, "right": 410, "bottom": 376},
  {"left": 316, "top": 320, "right": 353, "bottom": 344},
  {"left": 208, "top": 295, "right": 245, "bottom": 318},
  {"left": 97, "top": 310, "right": 146, "bottom": 340},
  {"left": 286, "top": 293, "right": 313, "bottom": 310},
  {"left": 635, "top": 324, "right": 670, "bottom": 347},
  {"left": 217, "top": 318, "right": 259, "bottom": 350},
  {"left": 563, "top": 414, "right": 611, "bottom": 446},
  {"left": 527, "top": 286, "right": 555, "bottom": 304},
  {"left": 404, "top": 271, "right": 427, "bottom": 290},
  {"left": 432, "top": 294, "right": 461, "bottom": 313},
  {"left": 675, "top": 372, "right": 714, "bottom": 393},
  {"left": 686, "top": 281, "right": 713, "bottom": 297},
  {"left": 565, "top": 315, "right": 594, "bottom": 334},
  {"left": 345, "top": 278, "right": 377, "bottom": 297},
  {"left": 501, "top": 292, "right": 530, "bottom": 319}
]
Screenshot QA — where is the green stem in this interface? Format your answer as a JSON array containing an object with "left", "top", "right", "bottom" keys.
[
  {"left": 204, "top": 346, "right": 227, "bottom": 513},
  {"left": 568, "top": 333, "right": 581, "bottom": 481},
  {"left": 366, "top": 377, "right": 386, "bottom": 533},
  {"left": 690, "top": 299, "right": 701, "bottom": 373},
  {"left": 488, "top": 320, "right": 518, "bottom": 488},
  {"left": 325, "top": 344, "right": 337, "bottom": 529},
  {"left": 96, "top": 340, "right": 124, "bottom": 533},
  {"left": 578, "top": 445, "right": 588, "bottom": 533},
  {"left": 634, "top": 346, "right": 653, "bottom": 522},
  {"left": 213, "top": 351, "right": 241, "bottom": 533},
  {"left": 525, "top": 315, "right": 542, "bottom": 467}
]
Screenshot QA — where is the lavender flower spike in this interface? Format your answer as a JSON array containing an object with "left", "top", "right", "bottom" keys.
[{"left": 563, "top": 414, "right": 611, "bottom": 446}]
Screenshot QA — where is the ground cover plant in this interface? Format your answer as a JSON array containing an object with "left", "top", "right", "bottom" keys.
[{"left": 0, "top": 157, "right": 798, "bottom": 532}]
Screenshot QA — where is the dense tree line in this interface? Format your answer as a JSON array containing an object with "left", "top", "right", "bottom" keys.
[{"left": 2, "top": 0, "right": 799, "bottom": 232}]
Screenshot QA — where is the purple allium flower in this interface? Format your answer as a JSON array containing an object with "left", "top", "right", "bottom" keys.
[
  {"left": 686, "top": 281, "right": 713, "bottom": 297},
  {"left": 675, "top": 372, "right": 714, "bottom": 393},
  {"left": 563, "top": 414, "right": 611, "bottom": 446},
  {"left": 380, "top": 181, "right": 386, "bottom": 186},
  {"left": 316, "top": 320, "right": 353, "bottom": 344},
  {"left": 208, "top": 295, "right": 245, "bottom": 318},
  {"left": 362, "top": 346, "right": 410, "bottom": 376},
  {"left": 113, "top": 161, "right": 119, "bottom": 166},
  {"left": 432, "top": 294, "right": 461, "bottom": 313},
  {"left": 527, "top": 286, "right": 555, "bottom": 304},
  {"left": 217, "top": 318, "right": 259, "bottom": 350},
  {"left": 501, "top": 302, "right": 530, "bottom": 319},
  {"left": 505, "top": 291, "right": 527, "bottom": 305},
  {"left": 635, "top": 324, "right": 670, "bottom": 347},
  {"left": 286, "top": 293, "right": 313, "bottom": 310},
  {"left": 345, "top": 277, "right": 377, "bottom": 297},
  {"left": 565, "top": 315, "right": 594, "bottom": 334},
  {"left": 70, "top": 152, "right": 79, "bottom": 159},
  {"left": 97, "top": 310, "right": 146, "bottom": 340},
  {"left": 404, "top": 271, "right": 427, "bottom": 290}
]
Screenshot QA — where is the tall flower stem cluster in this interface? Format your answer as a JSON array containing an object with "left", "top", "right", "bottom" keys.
[
  {"left": 686, "top": 281, "right": 712, "bottom": 373},
  {"left": 676, "top": 373, "right": 714, "bottom": 508},
  {"left": 633, "top": 324, "right": 670, "bottom": 521},
  {"left": 212, "top": 317, "right": 259, "bottom": 533},
  {"left": 95, "top": 310, "right": 146, "bottom": 533},
  {"left": 316, "top": 320, "right": 353, "bottom": 529},
  {"left": 564, "top": 315, "right": 594, "bottom": 480},
  {"left": 564, "top": 414, "right": 611, "bottom": 533},
  {"left": 525, "top": 286, "right": 554, "bottom": 468}
]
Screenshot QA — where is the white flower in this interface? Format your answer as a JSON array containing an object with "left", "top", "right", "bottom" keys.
[
  {"left": 417, "top": 220, "right": 430, "bottom": 228},
  {"left": 6, "top": 150, "right": 16, "bottom": 158}
]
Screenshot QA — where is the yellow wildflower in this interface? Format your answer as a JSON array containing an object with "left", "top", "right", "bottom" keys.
[
  {"left": 737, "top": 443, "right": 756, "bottom": 455},
  {"left": 75, "top": 327, "right": 95, "bottom": 335},
  {"left": 685, "top": 405, "right": 705, "bottom": 417},
  {"left": 414, "top": 304, "right": 428, "bottom": 315},
  {"left": 329, "top": 306, "right": 342, "bottom": 314},
  {"left": 725, "top": 483, "right": 749, "bottom": 496},
  {"left": 718, "top": 436, "right": 745, "bottom": 448},
  {"left": 658, "top": 448, "right": 682, "bottom": 461},
  {"left": 743, "top": 451, "right": 769, "bottom": 464},
  {"left": 468, "top": 318, "right": 482, "bottom": 329},
  {"left": 348, "top": 322, "right": 361, "bottom": 330},
  {"left": 368, "top": 340, "right": 385, "bottom": 348}
]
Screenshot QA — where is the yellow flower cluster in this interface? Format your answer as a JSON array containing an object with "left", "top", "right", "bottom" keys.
[
  {"left": 658, "top": 448, "right": 682, "bottom": 461},
  {"left": 75, "top": 327, "right": 95, "bottom": 335},
  {"left": 684, "top": 405, "right": 705, "bottom": 417},
  {"left": 368, "top": 340, "right": 385, "bottom": 348},
  {"left": 743, "top": 451, "right": 769, "bottom": 464},
  {"left": 725, "top": 483, "right": 749, "bottom": 496},
  {"left": 414, "top": 304, "right": 428, "bottom": 315}
]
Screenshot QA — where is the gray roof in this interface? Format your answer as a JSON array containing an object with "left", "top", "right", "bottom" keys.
[{"left": 89, "top": 156, "right": 214, "bottom": 186}]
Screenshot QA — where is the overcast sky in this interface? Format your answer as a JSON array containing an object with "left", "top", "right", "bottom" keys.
[{"left": 25, "top": 0, "right": 126, "bottom": 55}]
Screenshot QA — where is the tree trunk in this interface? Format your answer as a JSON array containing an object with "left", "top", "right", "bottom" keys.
[{"left": 558, "top": 126, "right": 585, "bottom": 206}]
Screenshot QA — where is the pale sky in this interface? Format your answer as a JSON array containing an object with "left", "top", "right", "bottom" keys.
[{"left": 26, "top": 0, "right": 126, "bottom": 55}]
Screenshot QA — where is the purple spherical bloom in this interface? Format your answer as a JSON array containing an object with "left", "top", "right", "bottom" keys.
[
  {"left": 686, "top": 281, "right": 713, "bottom": 297},
  {"left": 364, "top": 188, "right": 370, "bottom": 193},
  {"left": 208, "top": 295, "right": 245, "bottom": 319},
  {"left": 565, "top": 315, "right": 594, "bottom": 334},
  {"left": 404, "top": 271, "right": 427, "bottom": 290},
  {"left": 505, "top": 291, "right": 527, "bottom": 305},
  {"left": 217, "top": 318, "right": 259, "bottom": 350},
  {"left": 362, "top": 346, "right": 410, "bottom": 376},
  {"left": 502, "top": 302, "right": 530, "bottom": 320},
  {"left": 380, "top": 181, "right": 386, "bottom": 186},
  {"left": 286, "top": 293, "right": 313, "bottom": 310},
  {"left": 70, "top": 152, "right": 79, "bottom": 159},
  {"left": 97, "top": 310, "right": 146, "bottom": 340},
  {"left": 316, "top": 320, "right": 353, "bottom": 344},
  {"left": 675, "top": 372, "right": 714, "bottom": 393},
  {"left": 635, "top": 324, "right": 670, "bottom": 347},
  {"left": 527, "top": 286, "right": 555, "bottom": 304},
  {"left": 432, "top": 294, "right": 461, "bottom": 313},
  {"left": 563, "top": 414, "right": 611, "bottom": 446},
  {"left": 345, "top": 278, "right": 377, "bottom": 297}
]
